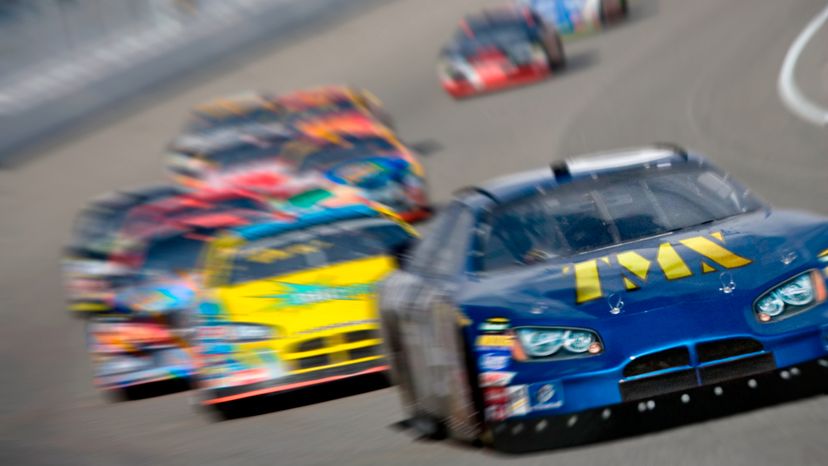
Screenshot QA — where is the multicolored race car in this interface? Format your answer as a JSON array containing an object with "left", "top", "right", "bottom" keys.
[
  {"left": 166, "top": 87, "right": 430, "bottom": 222},
  {"left": 379, "top": 145, "right": 828, "bottom": 452},
  {"left": 439, "top": 7, "right": 565, "bottom": 98},
  {"left": 193, "top": 204, "right": 416, "bottom": 416},
  {"left": 166, "top": 86, "right": 394, "bottom": 187},
  {"left": 85, "top": 196, "right": 278, "bottom": 393},
  {"left": 63, "top": 185, "right": 183, "bottom": 314},
  {"left": 183, "top": 86, "right": 393, "bottom": 134},
  {"left": 517, "top": 0, "right": 628, "bottom": 35}
]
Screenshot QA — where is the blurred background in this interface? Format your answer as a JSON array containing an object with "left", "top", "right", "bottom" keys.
[{"left": 1, "top": 0, "right": 827, "bottom": 464}]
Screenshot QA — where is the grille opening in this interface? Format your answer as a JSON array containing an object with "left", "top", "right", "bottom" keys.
[
  {"left": 296, "top": 338, "right": 326, "bottom": 353},
  {"left": 345, "top": 329, "right": 379, "bottom": 343},
  {"left": 699, "top": 353, "right": 775, "bottom": 384},
  {"left": 623, "top": 347, "right": 691, "bottom": 378},
  {"left": 297, "top": 354, "right": 330, "bottom": 370},
  {"left": 696, "top": 337, "right": 763, "bottom": 363},
  {"left": 619, "top": 369, "right": 697, "bottom": 401},
  {"left": 348, "top": 346, "right": 381, "bottom": 360}
]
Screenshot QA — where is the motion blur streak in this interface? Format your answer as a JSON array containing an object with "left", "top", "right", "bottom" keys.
[{"left": 0, "top": 0, "right": 827, "bottom": 465}]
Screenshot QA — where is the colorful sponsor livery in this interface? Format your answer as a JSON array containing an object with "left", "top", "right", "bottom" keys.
[
  {"left": 194, "top": 205, "right": 416, "bottom": 412},
  {"left": 380, "top": 145, "right": 828, "bottom": 452}
]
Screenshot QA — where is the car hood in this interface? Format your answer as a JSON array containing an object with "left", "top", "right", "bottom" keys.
[
  {"left": 212, "top": 256, "right": 394, "bottom": 337},
  {"left": 461, "top": 209, "right": 828, "bottom": 324}
]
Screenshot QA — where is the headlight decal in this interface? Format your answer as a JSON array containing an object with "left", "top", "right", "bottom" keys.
[
  {"left": 513, "top": 327, "right": 603, "bottom": 361},
  {"left": 754, "top": 270, "right": 826, "bottom": 322}
]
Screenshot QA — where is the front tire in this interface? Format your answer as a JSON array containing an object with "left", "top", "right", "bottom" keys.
[
  {"left": 600, "top": 0, "right": 628, "bottom": 25},
  {"left": 543, "top": 34, "right": 566, "bottom": 72}
]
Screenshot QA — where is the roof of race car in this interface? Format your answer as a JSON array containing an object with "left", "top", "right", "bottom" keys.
[
  {"left": 232, "top": 204, "right": 385, "bottom": 241},
  {"left": 463, "top": 7, "right": 532, "bottom": 32},
  {"left": 191, "top": 86, "right": 364, "bottom": 119},
  {"left": 123, "top": 206, "right": 274, "bottom": 245},
  {"left": 457, "top": 144, "right": 704, "bottom": 205}
]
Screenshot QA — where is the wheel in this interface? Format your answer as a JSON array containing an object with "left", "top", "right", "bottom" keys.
[
  {"left": 600, "top": 0, "right": 628, "bottom": 25},
  {"left": 207, "top": 400, "right": 248, "bottom": 421},
  {"left": 543, "top": 33, "right": 566, "bottom": 72}
]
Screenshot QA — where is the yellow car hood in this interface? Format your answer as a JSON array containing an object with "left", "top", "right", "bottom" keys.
[{"left": 215, "top": 255, "right": 393, "bottom": 336}]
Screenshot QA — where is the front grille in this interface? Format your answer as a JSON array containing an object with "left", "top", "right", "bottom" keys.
[
  {"left": 296, "top": 338, "right": 325, "bottom": 353},
  {"left": 348, "top": 345, "right": 381, "bottom": 361},
  {"left": 345, "top": 329, "right": 379, "bottom": 343},
  {"left": 623, "top": 347, "right": 691, "bottom": 378},
  {"left": 699, "top": 353, "right": 775, "bottom": 385},
  {"left": 696, "top": 337, "right": 763, "bottom": 363},
  {"left": 620, "top": 369, "right": 698, "bottom": 401},
  {"left": 296, "top": 354, "right": 330, "bottom": 370}
]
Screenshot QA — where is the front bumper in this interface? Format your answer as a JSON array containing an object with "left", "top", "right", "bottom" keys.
[
  {"left": 490, "top": 324, "right": 828, "bottom": 419},
  {"left": 200, "top": 359, "right": 388, "bottom": 406},
  {"left": 441, "top": 66, "right": 550, "bottom": 98},
  {"left": 490, "top": 356, "right": 828, "bottom": 453},
  {"left": 93, "top": 348, "right": 194, "bottom": 390}
]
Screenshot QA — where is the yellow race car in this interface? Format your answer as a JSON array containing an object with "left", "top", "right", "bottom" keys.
[{"left": 193, "top": 204, "right": 416, "bottom": 414}]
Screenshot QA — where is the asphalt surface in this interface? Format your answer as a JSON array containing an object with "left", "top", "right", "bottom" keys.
[{"left": 1, "top": 0, "right": 827, "bottom": 464}]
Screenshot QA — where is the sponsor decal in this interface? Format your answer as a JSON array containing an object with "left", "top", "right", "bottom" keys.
[
  {"left": 479, "top": 371, "right": 516, "bottom": 387},
  {"left": 506, "top": 385, "right": 530, "bottom": 417},
  {"left": 479, "top": 352, "right": 510, "bottom": 371},
  {"left": 529, "top": 381, "right": 564, "bottom": 410},
  {"left": 485, "top": 405, "right": 508, "bottom": 422},
  {"left": 243, "top": 240, "right": 332, "bottom": 263},
  {"left": 478, "top": 317, "right": 510, "bottom": 333},
  {"left": 483, "top": 387, "right": 508, "bottom": 405},
  {"left": 570, "top": 232, "right": 752, "bottom": 303},
  {"left": 257, "top": 282, "right": 373, "bottom": 307},
  {"left": 475, "top": 334, "right": 513, "bottom": 349}
]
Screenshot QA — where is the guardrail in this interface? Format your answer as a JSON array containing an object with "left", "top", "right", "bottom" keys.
[{"left": 0, "top": 0, "right": 374, "bottom": 160}]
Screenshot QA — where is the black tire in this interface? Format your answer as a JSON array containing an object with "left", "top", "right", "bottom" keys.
[
  {"left": 543, "top": 34, "right": 566, "bottom": 72},
  {"left": 208, "top": 400, "right": 248, "bottom": 421},
  {"left": 600, "top": 0, "right": 628, "bottom": 25}
]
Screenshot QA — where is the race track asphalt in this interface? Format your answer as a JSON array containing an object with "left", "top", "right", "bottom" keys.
[{"left": 1, "top": 0, "right": 827, "bottom": 464}]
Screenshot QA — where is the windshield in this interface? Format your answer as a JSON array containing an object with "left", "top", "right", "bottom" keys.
[
  {"left": 227, "top": 218, "right": 409, "bottom": 284},
  {"left": 205, "top": 139, "right": 290, "bottom": 170},
  {"left": 295, "top": 137, "right": 398, "bottom": 172},
  {"left": 142, "top": 234, "right": 207, "bottom": 273},
  {"left": 69, "top": 207, "right": 128, "bottom": 254},
  {"left": 452, "top": 23, "right": 531, "bottom": 58},
  {"left": 481, "top": 166, "right": 763, "bottom": 271},
  {"left": 187, "top": 108, "right": 285, "bottom": 132}
]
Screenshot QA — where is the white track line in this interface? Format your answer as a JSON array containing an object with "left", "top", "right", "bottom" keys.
[{"left": 778, "top": 2, "right": 828, "bottom": 127}]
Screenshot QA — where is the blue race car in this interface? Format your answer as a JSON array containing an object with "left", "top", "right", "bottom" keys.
[
  {"left": 517, "top": 0, "right": 627, "bottom": 35},
  {"left": 379, "top": 144, "right": 828, "bottom": 451}
]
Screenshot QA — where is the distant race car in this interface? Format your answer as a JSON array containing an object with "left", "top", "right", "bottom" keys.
[
  {"left": 166, "top": 86, "right": 394, "bottom": 186},
  {"left": 64, "top": 185, "right": 182, "bottom": 313},
  {"left": 167, "top": 87, "right": 431, "bottom": 221},
  {"left": 439, "top": 7, "right": 565, "bottom": 98},
  {"left": 379, "top": 145, "right": 828, "bottom": 452},
  {"left": 86, "top": 197, "right": 278, "bottom": 392},
  {"left": 278, "top": 129, "right": 431, "bottom": 222},
  {"left": 193, "top": 204, "right": 416, "bottom": 416},
  {"left": 517, "top": 0, "right": 628, "bottom": 35},
  {"left": 183, "top": 86, "right": 393, "bottom": 134}
]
